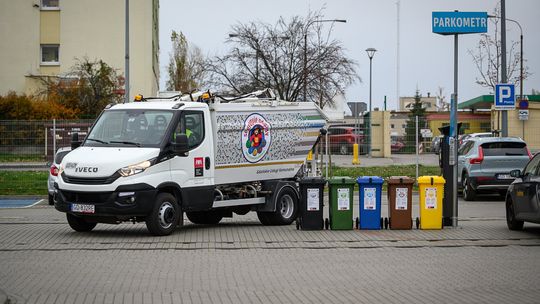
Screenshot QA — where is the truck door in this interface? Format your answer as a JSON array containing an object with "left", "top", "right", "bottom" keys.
[{"left": 170, "top": 109, "right": 215, "bottom": 210}]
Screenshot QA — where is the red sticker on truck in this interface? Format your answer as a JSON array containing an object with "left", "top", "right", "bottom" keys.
[{"left": 194, "top": 157, "right": 204, "bottom": 177}]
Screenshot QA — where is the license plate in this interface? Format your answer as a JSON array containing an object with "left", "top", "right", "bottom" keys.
[
  {"left": 496, "top": 174, "right": 514, "bottom": 180},
  {"left": 71, "top": 203, "right": 95, "bottom": 214}
]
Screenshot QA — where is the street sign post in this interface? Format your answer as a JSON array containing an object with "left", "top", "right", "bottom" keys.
[
  {"left": 518, "top": 110, "right": 529, "bottom": 121},
  {"left": 432, "top": 11, "right": 487, "bottom": 229},
  {"left": 432, "top": 12, "right": 488, "bottom": 35},
  {"left": 495, "top": 83, "right": 516, "bottom": 110}
]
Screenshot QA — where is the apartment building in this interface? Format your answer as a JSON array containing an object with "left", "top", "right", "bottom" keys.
[{"left": 0, "top": 0, "right": 159, "bottom": 99}]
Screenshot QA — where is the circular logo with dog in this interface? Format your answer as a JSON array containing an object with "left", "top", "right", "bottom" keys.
[{"left": 241, "top": 113, "right": 271, "bottom": 163}]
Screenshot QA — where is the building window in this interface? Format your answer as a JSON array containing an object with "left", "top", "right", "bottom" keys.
[
  {"left": 41, "top": 0, "right": 60, "bottom": 9},
  {"left": 402, "top": 124, "right": 406, "bottom": 129},
  {"left": 391, "top": 124, "right": 395, "bottom": 129},
  {"left": 41, "top": 44, "right": 59, "bottom": 65}
]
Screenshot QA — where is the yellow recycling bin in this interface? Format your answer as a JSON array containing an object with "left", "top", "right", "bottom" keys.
[{"left": 416, "top": 176, "right": 445, "bottom": 230}]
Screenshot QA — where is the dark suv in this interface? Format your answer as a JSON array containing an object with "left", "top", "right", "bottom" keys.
[{"left": 327, "top": 126, "right": 365, "bottom": 155}]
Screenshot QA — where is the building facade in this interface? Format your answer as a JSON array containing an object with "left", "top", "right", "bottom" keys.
[
  {"left": 399, "top": 95, "right": 438, "bottom": 112},
  {"left": 0, "top": 0, "right": 159, "bottom": 99}
]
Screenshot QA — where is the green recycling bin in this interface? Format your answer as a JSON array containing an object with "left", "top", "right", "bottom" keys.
[{"left": 326, "top": 176, "right": 356, "bottom": 230}]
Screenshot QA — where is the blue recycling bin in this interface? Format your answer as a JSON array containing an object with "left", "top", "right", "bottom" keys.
[{"left": 356, "top": 176, "right": 384, "bottom": 230}]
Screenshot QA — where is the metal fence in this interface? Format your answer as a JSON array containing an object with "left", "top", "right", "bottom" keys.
[{"left": 0, "top": 119, "right": 93, "bottom": 163}]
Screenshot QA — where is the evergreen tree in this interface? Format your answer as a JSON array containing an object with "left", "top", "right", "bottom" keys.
[{"left": 405, "top": 90, "right": 427, "bottom": 148}]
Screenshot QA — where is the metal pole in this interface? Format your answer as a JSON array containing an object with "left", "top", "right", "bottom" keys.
[
  {"left": 303, "top": 33, "right": 307, "bottom": 102},
  {"left": 52, "top": 119, "right": 56, "bottom": 157},
  {"left": 501, "top": 0, "right": 508, "bottom": 137},
  {"left": 368, "top": 57, "right": 373, "bottom": 158},
  {"left": 396, "top": 0, "right": 400, "bottom": 110},
  {"left": 124, "top": 0, "right": 130, "bottom": 103},
  {"left": 520, "top": 32, "right": 524, "bottom": 139},
  {"left": 325, "top": 132, "right": 329, "bottom": 179},
  {"left": 415, "top": 115, "right": 419, "bottom": 181},
  {"left": 452, "top": 34, "right": 459, "bottom": 228}
]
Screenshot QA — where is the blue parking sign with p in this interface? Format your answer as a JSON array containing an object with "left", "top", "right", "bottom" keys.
[{"left": 495, "top": 84, "right": 515, "bottom": 110}]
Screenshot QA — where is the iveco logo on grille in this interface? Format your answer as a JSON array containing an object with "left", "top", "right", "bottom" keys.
[{"left": 75, "top": 167, "right": 99, "bottom": 173}]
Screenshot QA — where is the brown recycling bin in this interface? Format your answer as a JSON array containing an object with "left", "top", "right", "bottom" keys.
[{"left": 386, "top": 176, "right": 415, "bottom": 229}]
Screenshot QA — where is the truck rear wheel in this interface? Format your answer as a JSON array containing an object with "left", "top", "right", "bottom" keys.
[
  {"left": 146, "top": 193, "right": 180, "bottom": 236},
  {"left": 66, "top": 214, "right": 97, "bottom": 232},
  {"left": 186, "top": 211, "right": 223, "bottom": 225},
  {"left": 259, "top": 187, "right": 298, "bottom": 225}
]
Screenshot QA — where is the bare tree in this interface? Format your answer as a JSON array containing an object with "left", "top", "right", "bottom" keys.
[
  {"left": 468, "top": 4, "right": 529, "bottom": 92},
  {"left": 205, "top": 11, "right": 359, "bottom": 108},
  {"left": 166, "top": 31, "right": 206, "bottom": 92}
]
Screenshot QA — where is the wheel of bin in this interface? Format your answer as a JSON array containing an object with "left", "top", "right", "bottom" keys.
[
  {"left": 416, "top": 217, "right": 420, "bottom": 229},
  {"left": 324, "top": 218, "right": 329, "bottom": 230},
  {"left": 355, "top": 217, "right": 359, "bottom": 229},
  {"left": 384, "top": 217, "right": 389, "bottom": 230}
]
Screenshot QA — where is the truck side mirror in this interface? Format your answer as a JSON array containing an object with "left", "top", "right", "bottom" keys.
[
  {"left": 71, "top": 132, "right": 81, "bottom": 150},
  {"left": 172, "top": 134, "right": 189, "bottom": 155},
  {"left": 510, "top": 169, "right": 522, "bottom": 178}
]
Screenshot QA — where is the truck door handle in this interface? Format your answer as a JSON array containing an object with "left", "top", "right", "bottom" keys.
[{"left": 205, "top": 157, "right": 211, "bottom": 170}]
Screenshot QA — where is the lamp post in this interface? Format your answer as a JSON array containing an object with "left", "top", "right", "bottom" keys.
[
  {"left": 366, "top": 48, "right": 377, "bottom": 158},
  {"left": 303, "top": 19, "right": 346, "bottom": 103}
]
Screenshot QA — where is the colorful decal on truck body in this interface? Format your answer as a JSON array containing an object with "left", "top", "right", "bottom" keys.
[{"left": 241, "top": 113, "right": 271, "bottom": 163}]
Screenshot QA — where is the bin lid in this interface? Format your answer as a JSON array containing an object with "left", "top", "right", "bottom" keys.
[
  {"left": 387, "top": 176, "right": 415, "bottom": 185},
  {"left": 417, "top": 175, "right": 446, "bottom": 185},
  {"left": 328, "top": 176, "right": 356, "bottom": 185},
  {"left": 356, "top": 176, "right": 384, "bottom": 184},
  {"left": 299, "top": 177, "right": 326, "bottom": 185}
]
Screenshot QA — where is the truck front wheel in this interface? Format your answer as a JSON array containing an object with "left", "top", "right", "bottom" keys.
[
  {"left": 146, "top": 193, "right": 180, "bottom": 236},
  {"left": 259, "top": 187, "right": 298, "bottom": 225},
  {"left": 66, "top": 214, "right": 97, "bottom": 232}
]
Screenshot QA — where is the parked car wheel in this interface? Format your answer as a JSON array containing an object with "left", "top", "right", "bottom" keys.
[
  {"left": 462, "top": 173, "right": 476, "bottom": 201},
  {"left": 506, "top": 198, "right": 524, "bottom": 231}
]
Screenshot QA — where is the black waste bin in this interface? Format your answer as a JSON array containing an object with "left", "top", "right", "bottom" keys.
[{"left": 297, "top": 177, "right": 326, "bottom": 230}]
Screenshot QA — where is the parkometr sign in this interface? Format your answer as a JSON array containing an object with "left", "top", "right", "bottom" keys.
[{"left": 432, "top": 12, "right": 488, "bottom": 35}]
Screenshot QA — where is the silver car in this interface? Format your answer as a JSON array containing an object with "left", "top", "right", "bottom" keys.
[
  {"left": 458, "top": 137, "right": 531, "bottom": 201},
  {"left": 47, "top": 147, "right": 71, "bottom": 205}
]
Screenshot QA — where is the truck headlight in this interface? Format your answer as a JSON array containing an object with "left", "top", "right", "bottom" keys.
[{"left": 118, "top": 159, "right": 155, "bottom": 177}]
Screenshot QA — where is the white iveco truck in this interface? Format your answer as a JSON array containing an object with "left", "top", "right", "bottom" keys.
[{"left": 54, "top": 89, "right": 326, "bottom": 235}]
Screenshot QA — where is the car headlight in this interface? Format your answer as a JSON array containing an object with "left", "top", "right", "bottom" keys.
[{"left": 118, "top": 159, "right": 155, "bottom": 177}]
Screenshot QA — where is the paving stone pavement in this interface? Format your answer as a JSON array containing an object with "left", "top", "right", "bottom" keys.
[{"left": 0, "top": 198, "right": 539, "bottom": 303}]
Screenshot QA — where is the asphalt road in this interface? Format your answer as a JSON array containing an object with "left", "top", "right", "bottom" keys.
[{"left": 1, "top": 195, "right": 540, "bottom": 304}]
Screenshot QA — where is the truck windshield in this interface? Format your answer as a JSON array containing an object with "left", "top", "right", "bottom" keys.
[{"left": 85, "top": 109, "right": 174, "bottom": 147}]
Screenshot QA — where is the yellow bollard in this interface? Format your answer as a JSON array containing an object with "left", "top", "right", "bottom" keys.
[
  {"left": 352, "top": 143, "right": 360, "bottom": 165},
  {"left": 307, "top": 150, "right": 313, "bottom": 161}
]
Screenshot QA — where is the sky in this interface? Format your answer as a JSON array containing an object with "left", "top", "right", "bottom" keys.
[{"left": 158, "top": 0, "right": 540, "bottom": 111}]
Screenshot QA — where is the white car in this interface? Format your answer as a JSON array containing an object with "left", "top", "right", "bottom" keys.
[{"left": 47, "top": 147, "right": 71, "bottom": 205}]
